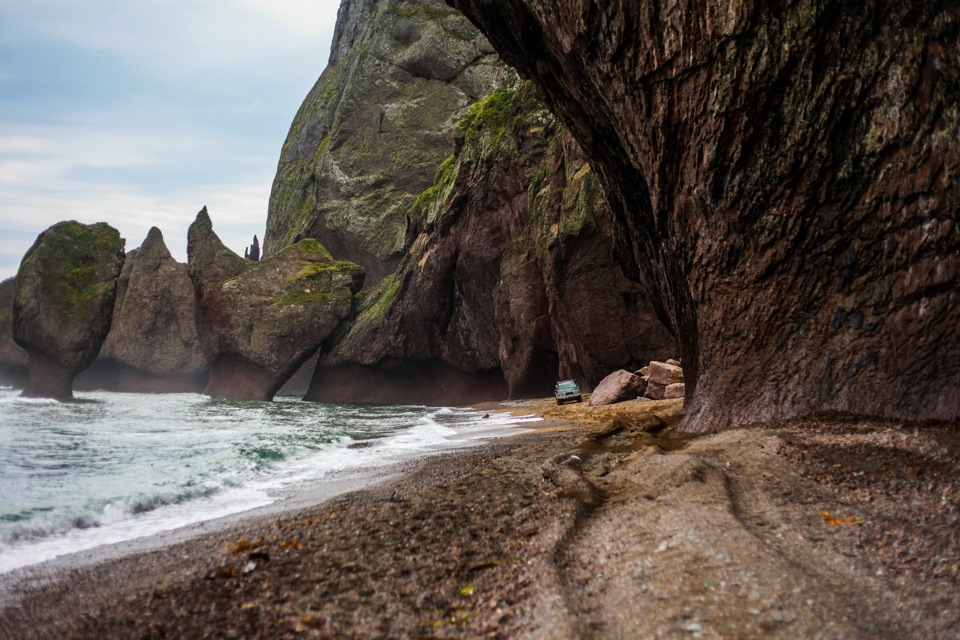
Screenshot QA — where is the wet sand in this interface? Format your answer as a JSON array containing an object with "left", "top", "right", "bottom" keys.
[{"left": 2, "top": 397, "right": 958, "bottom": 638}]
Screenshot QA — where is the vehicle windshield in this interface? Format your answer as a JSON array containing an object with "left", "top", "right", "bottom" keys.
[{"left": 557, "top": 381, "right": 578, "bottom": 391}]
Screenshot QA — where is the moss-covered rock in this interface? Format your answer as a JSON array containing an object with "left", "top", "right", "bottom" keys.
[
  {"left": 188, "top": 208, "right": 364, "bottom": 401},
  {"left": 13, "top": 221, "right": 125, "bottom": 398},
  {"left": 263, "top": 0, "right": 501, "bottom": 283}
]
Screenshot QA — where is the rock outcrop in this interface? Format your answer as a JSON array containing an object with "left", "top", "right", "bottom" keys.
[
  {"left": 78, "top": 227, "right": 208, "bottom": 392},
  {"left": 264, "top": 0, "right": 502, "bottom": 283},
  {"left": 188, "top": 208, "right": 364, "bottom": 401},
  {"left": 449, "top": 0, "right": 960, "bottom": 430},
  {"left": 0, "top": 278, "right": 28, "bottom": 387},
  {"left": 13, "top": 221, "right": 125, "bottom": 398},
  {"left": 306, "top": 81, "right": 676, "bottom": 405}
]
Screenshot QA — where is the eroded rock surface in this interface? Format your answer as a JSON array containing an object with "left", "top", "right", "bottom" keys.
[
  {"left": 79, "top": 227, "right": 207, "bottom": 392},
  {"left": 188, "top": 208, "right": 363, "bottom": 401},
  {"left": 449, "top": 0, "right": 960, "bottom": 430},
  {"left": 307, "top": 82, "right": 676, "bottom": 405},
  {"left": 0, "top": 278, "right": 28, "bottom": 387},
  {"left": 13, "top": 221, "right": 125, "bottom": 398},
  {"left": 264, "top": 0, "right": 501, "bottom": 283}
]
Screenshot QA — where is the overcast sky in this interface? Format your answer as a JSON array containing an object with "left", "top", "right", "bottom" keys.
[{"left": 0, "top": 0, "right": 341, "bottom": 280}]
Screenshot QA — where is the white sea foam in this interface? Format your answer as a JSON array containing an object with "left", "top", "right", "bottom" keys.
[{"left": 0, "top": 391, "right": 536, "bottom": 574}]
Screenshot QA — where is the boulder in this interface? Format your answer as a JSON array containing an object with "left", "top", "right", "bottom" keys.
[
  {"left": 13, "top": 221, "right": 125, "bottom": 398},
  {"left": 664, "top": 383, "right": 686, "bottom": 400},
  {"left": 450, "top": 0, "right": 960, "bottom": 431},
  {"left": 646, "top": 361, "right": 685, "bottom": 387},
  {"left": 80, "top": 227, "right": 208, "bottom": 392},
  {"left": 188, "top": 208, "right": 364, "bottom": 401},
  {"left": 589, "top": 370, "right": 647, "bottom": 406},
  {"left": 644, "top": 381, "right": 667, "bottom": 401}
]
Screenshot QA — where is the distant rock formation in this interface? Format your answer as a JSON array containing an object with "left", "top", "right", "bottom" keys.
[
  {"left": 0, "top": 278, "right": 28, "bottom": 387},
  {"left": 77, "top": 227, "right": 208, "bottom": 392},
  {"left": 243, "top": 235, "right": 261, "bottom": 262},
  {"left": 450, "top": 0, "right": 960, "bottom": 430},
  {"left": 188, "top": 207, "right": 364, "bottom": 401},
  {"left": 264, "top": 0, "right": 502, "bottom": 283},
  {"left": 307, "top": 82, "right": 676, "bottom": 405},
  {"left": 13, "top": 221, "right": 125, "bottom": 398}
]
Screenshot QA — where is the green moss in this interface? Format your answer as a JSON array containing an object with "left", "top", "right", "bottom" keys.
[
  {"left": 24, "top": 222, "right": 123, "bottom": 320},
  {"left": 351, "top": 273, "right": 401, "bottom": 331},
  {"left": 457, "top": 82, "right": 550, "bottom": 160},
  {"left": 560, "top": 166, "right": 599, "bottom": 236},
  {"left": 389, "top": 2, "right": 458, "bottom": 21},
  {"left": 282, "top": 237, "right": 334, "bottom": 262},
  {"left": 411, "top": 155, "right": 458, "bottom": 221},
  {"left": 272, "top": 288, "right": 335, "bottom": 309},
  {"left": 272, "top": 261, "right": 362, "bottom": 310}
]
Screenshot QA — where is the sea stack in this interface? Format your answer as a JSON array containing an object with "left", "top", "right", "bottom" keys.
[
  {"left": 89, "top": 227, "right": 208, "bottom": 392},
  {"left": 188, "top": 207, "right": 364, "bottom": 401},
  {"left": 13, "top": 221, "right": 125, "bottom": 399}
]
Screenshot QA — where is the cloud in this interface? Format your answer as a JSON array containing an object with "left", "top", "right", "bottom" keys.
[
  {"left": 0, "top": 122, "right": 276, "bottom": 277},
  {"left": 0, "top": 0, "right": 341, "bottom": 279}
]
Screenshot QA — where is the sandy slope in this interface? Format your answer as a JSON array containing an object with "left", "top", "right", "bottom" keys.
[{"left": 1, "top": 397, "right": 957, "bottom": 638}]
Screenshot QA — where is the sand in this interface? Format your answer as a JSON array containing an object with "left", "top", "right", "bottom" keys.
[{"left": 1, "top": 397, "right": 958, "bottom": 639}]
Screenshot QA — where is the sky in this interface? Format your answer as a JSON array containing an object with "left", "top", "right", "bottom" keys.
[{"left": 0, "top": 0, "right": 342, "bottom": 280}]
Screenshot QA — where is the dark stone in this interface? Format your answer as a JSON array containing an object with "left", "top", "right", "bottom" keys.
[
  {"left": 13, "top": 221, "right": 125, "bottom": 398},
  {"left": 0, "top": 278, "right": 28, "bottom": 388},
  {"left": 245, "top": 235, "right": 261, "bottom": 262},
  {"left": 188, "top": 208, "right": 364, "bottom": 401},
  {"left": 448, "top": 0, "right": 960, "bottom": 430},
  {"left": 77, "top": 227, "right": 208, "bottom": 392}
]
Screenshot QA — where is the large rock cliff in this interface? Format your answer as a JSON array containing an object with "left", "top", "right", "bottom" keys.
[
  {"left": 264, "top": 0, "right": 501, "bottom": 283},
  {"left": 13, "top": 221, "right": 125, "bottom": 398},
  {"left": 307, "top": 81, "right": 676, "bottom": 405},
  {"left": 266, "top": 0, "right": 676, "bottom": 406},
  {"left": 188, "top": 208, "right": 364, "bottom": 401},
  {"left": 78, "top": 227, "right": 208, "bottom": 392},
  {"left": 449, "top": 0, "right": 960, "bottom": 430}
]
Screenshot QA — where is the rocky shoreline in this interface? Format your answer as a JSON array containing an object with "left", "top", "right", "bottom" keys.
[{"left": 1, "top": 397, "right": 957, "bottom": 639}]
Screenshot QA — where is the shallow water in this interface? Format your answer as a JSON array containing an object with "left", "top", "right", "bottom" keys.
[{"left": 0, "top": 388, "right": 538, "bottom": 573}]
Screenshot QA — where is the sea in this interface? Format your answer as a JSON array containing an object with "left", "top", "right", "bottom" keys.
[{"left": 0, "top": 387, "right": 539, "bottom": 574}]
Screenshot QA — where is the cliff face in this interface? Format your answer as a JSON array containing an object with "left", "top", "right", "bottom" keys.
[
  {"left": 307, "top": 82, "right": 676, "bottom": 406},
  {"left": 78, "top": 227, "right": 208, "bottom": 392},
  {"left": 449, "top": 0, "right": 960, "bottom": 430},
  {"left": 264, "top": 0, "right": 501, "bottom": 283},
  {"left": 13, "top": 221, "right": 125, "bottom": 398}
]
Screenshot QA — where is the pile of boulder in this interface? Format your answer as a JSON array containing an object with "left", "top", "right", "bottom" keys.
[{"left": 588, "top": 359, "right": 685, "bottom": 406}]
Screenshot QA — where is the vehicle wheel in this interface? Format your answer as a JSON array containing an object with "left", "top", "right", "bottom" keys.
[
  {"left": 576, "top": 397, "right": 582, "bottom": 403},
  {"left": 556, "top": 400, "right": 562, "bottom": 405}
]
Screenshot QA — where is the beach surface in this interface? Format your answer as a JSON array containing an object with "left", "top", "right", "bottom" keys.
[{"left": 1, "top": 397, "right": 958, "bottom": 638}]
